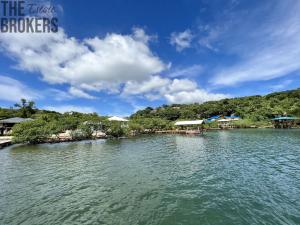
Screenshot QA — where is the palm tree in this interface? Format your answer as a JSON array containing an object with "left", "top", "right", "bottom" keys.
[{"left": 14, "top": 99, "right": 36, "bottom": 118}]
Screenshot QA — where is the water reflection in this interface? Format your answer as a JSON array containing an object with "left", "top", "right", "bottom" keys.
[{"left": 0, "top": 130, "right": 300, "bottom": 225}]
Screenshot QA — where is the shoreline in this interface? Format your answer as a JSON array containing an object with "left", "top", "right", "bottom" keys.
[{"left": 2, "top": 127, "right": 300, "bottom": 150}]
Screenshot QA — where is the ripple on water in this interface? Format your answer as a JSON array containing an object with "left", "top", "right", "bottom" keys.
[{"left": 0, "top": 129, "right": 300, "bottom": 225}]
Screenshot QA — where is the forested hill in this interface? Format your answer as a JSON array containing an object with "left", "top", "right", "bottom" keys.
[{"left": 131, "top": 88, "right": 300, "bottom": 121}]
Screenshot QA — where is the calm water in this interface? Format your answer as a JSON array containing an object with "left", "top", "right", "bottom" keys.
[{"left": 0, "top": 129, "right": 300, "bottom": 225}]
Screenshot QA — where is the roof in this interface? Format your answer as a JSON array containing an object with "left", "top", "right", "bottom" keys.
[
  {"left": 225, "top": 116, "right": 241, "bottom": 119},
  {"left": 271, "top": 116, "right": 298, "bottom": 121},
  {"left": 218, "top": 119, "right": 232, "bottom": 122},
  {"left": 108, "top": 116, "right": 129, "bottom": 122},
  {"left": 175, "top": 120, "right": 204, "bottom": 126},
  {"left": 0, "top": 117, "right": 34, "bottom": 124},
  {"left": 209, "top": 115, "right": 221, "bottom": 119}
]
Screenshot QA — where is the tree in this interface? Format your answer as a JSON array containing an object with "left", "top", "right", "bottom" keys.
[
  {"left": 106, "top": 122, "right": 127, "bottom": 138},
  {"left": 14, "top": 99, "right": 36, "bottom": 118},
  {"left": 12, "top": 119, "right": 50, "bottom": 144}
]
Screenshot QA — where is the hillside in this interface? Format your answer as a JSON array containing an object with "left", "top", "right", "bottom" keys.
[{"left": 131, "top": 88, "right": 300, "bottom": 121}]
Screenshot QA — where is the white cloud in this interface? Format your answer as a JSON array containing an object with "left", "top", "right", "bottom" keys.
[
  {"left": 198, "top": 25, "right": 221, "bottom": 52},
  {"left": 44, "top": 105, "right": 97, "bottom": 114},
  {"left": 123, "top": 76, "right": 170, "bottom": 95},
  {"left": 166, "top": 64, "right": 203, "bottom": 78},
  {"left": 46, "top": 88, "right": 73, "bottom": 101},
  {"left": 170, "top": 29, "right": 193, "bottom": 51},
  {"left": 69, "top": 87, "right": 96, "bottom": 99},
  {"left": 0, "top": 27, "right": 167, "bottom": 96},
  {"left": 165, "top": 89, "right": 229, "bottom": 104},
  {"left": 269, "top": 80, "right": 293, "bottom": 91},
  {"left": 210, "top": 0, "right": 300, "bottom": 86},
  {"left": 0, "top": 75, "right": 39, "bottom": 102},
  {"left": 123, "top": 75, "right": 228, "bottom": 104}
]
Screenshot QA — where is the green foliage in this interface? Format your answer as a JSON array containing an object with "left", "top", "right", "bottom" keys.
[
  {"left": 232, "top": 119, "right": 271, "bottom": 128},
  {"left": 5, "top": 88, "right": 300, "bottom": 144},
  {"left": 78, "top": 124, "right": 93, "bottom": 139},
  {"left": 14, "top": 99, "right": 36, "bottom": 118},
  {"left": 12, "top": 119, "right": 50, "bottom": 144},
  {"left": 106, "top": 122, "right": 127, "bottom": 138},
  {"left": 204, "top": 121, "right": 219, "bottom": 129},
  {"left": 129, "top": 118, "right": 173, "bottom": 132},
  {"left": 131, "top": 89, "right": 300, "bottom": 121}
]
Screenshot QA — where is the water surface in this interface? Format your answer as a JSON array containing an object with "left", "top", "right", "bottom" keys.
[{"left": 0, "top": 129, "right": 300, "bottom": 225}]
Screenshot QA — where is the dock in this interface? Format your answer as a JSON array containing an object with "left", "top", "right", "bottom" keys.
[
  {"left": 0, "top": 137, "right": 12, "bottom": 149},
  {"left": 155, "top": 130, "right": 204, "bottom": 135}
]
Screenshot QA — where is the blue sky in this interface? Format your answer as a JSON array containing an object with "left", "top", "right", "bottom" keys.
[{"left": 0, "top": 0, "right": 300, "bottom": 116}]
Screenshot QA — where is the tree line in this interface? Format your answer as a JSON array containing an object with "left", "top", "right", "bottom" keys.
[{"left": 1, "top": 88, "right": 300, "bottom": 143}]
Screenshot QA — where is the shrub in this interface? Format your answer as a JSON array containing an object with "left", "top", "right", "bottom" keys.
[{"left": 12, "top": 120, "right": 50, "bottom": 144}]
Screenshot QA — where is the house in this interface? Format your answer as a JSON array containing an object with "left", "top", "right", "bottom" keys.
[
  {"left": 0, "top": 117, "right": 33, "bottom": 135},
  {"left": 174, "top": 120, "right": 205, "bottom": 134},
  {"left": 271, "top": 116, "right": 298, "bottom": 129},
  {"left": 108, "top": 116, "right": 129, "bottom": 122},
  {"left": 224, "top": 115, "right": 241, "bottom": 121},
  {"left": 217, "top": 119, "right": 234, "bottom": 129},
  {"left": 217, "top": 115, "right": 240, "bottom": 129},
  {"left": 206, "top": 115, "right": 221, "bottom": 122}
]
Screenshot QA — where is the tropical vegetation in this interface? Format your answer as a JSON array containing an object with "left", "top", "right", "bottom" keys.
[{"left": 0, "top": 88, "right": 300, "bottom": 143}]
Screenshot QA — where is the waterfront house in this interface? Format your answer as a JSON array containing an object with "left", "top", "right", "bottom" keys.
[
  {"left": 224, "top": 115, "right": 241, "bottom": 120},
  {"left": 271, "top": 116, "right": 298, "bottom": 128},
  {"left": 0, "top": 117, "right": 33, "bottom": 135},
  {"left": 108, "top": 116, "right": 129, "bottom": 128},
  {"left": 174, "top": 120, "right": 205, "bottom": 134},
  {"left": 206, "top": 115, "right": 221, "bottom": 122},
  {"left": 108, "top": 116, "right": 129, "bottom": 122},
  {"left": 217, "top": 119, "right": 233, "bottom": 129}
]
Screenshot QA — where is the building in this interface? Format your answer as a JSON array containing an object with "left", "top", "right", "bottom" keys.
[
  {"left": 108, "top": 116, "right": 129, "bottom": 122},
  {"left": 174, "top": 120, "right": 205, "bottom": 134},
  {"left": 271, "top": 116, "right": 298, "bottom": 129},
  {"left": 224, "top": 115, "right": 241, "bottom": 120},
  {"left": 0, "top": 117, "right": 34, "bottom": 135},
  {"left": 217, "top": 119, "right": 234, "bottom": 129},
  {"left": 206, "top": 115, "right": 221, "bottom": 122}
]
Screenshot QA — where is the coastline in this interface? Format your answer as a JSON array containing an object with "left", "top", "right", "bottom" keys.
[{"left": 3, "top": 126, "right": 300, "bottom": 150}]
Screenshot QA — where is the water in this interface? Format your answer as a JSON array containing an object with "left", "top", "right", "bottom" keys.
[{"left": 0, "top": 129, "right": 300, "bottom": 225}]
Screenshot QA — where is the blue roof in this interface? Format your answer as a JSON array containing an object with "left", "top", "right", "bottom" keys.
[
  {"left": 271, "top": 116, "right": 298, "bottom": 121},
  {"left": 209, "top": 115, "right": 220, "bottom": 119},
  {"left": 225, "top": 116, "right": 241, "bottom": 119}
]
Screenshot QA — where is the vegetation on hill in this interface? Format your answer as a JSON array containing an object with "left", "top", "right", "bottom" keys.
[
  {"left": 131, "top": 88, "right": 300, "bottom": 122},
  {"left": 1, "top": 88, "right": 300, "bottom": 143}
]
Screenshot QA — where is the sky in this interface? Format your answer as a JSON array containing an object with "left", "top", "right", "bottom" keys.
[{"left": 0, "top": 0, "right": 300, "bottom": 116}]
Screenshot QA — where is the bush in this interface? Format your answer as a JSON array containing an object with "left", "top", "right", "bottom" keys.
[
  {"left": 12, "top": 120, "right": 50, "bottom": 144},
  {"left": 106, "top": 122, "right": 127, "bottom": 138}
]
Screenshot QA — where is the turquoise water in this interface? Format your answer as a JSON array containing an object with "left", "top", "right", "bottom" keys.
[{"left": 0, "top": 129, "right": 299, "bottom": 225}]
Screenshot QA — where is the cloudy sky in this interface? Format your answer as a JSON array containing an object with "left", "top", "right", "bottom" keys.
[{"left": 1, "top": 0, "right": 300, "bottom": 116}]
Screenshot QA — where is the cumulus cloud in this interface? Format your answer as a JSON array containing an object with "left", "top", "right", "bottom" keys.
[
  {"left": 0, "top": 75, "right": 39, "bottom": 102},
  {"left": 165, "top": 89, "right": 230, "bottom": 104},
  {"left": 0, "top": 27, "right": 166, "bottom": 95},
  {"left": 170, "top": 29, "right": 193, "bottom": 51},
  {"left": 123, "top": 76, "right": 228, "bottom": 104}
]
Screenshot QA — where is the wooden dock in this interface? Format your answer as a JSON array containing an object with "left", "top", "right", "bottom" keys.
[
  {"left": 0, "top": 137, "right": 12, "bottom": 149},
  {"left": 155, "top": 130, "right": 204, "bottom": 135}
]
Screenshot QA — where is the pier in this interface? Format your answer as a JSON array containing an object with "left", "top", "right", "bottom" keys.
[{"left": 0, "top": 137, "right": 12, "bottom": 149}]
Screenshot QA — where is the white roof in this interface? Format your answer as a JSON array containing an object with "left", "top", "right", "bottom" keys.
[
  {"left": 218, "top": 119, "right": 232, "bottom": 122},
  {"left": 175, "top": 120, "right": 204, "bottom": 126},
  {"left": 0, "top": 117, "right": 33, "bottom": 124},
  {"left": 108, "top": 116, "right": 129, "bottom": 122}
]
